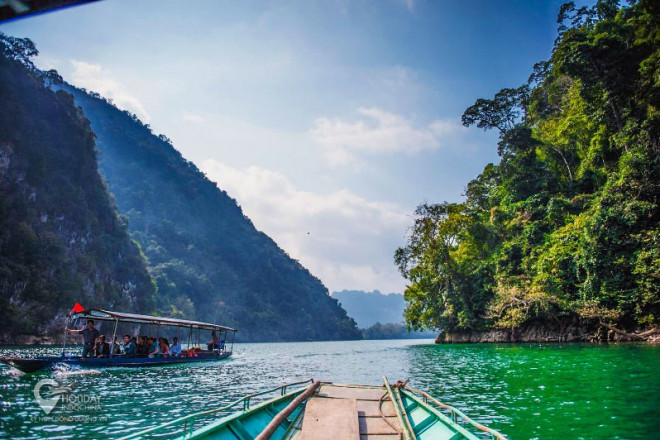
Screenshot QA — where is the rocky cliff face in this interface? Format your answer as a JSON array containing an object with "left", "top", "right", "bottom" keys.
[
  {"left": 435, "top": 321, "right": 650, "bottom": 344},
  {"left": 0, "top": 35, "right": 155, "bottom": 341},
  {"left": 435, "top": 326, "right": 588, "bottom": 344}
]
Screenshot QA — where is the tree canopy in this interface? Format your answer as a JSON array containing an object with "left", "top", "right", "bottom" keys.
[{"left": 395, "top": 0, "right": 659, "bottom": 336}]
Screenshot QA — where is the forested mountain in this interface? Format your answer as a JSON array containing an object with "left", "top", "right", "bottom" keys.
[
  {"left": 0, "top": 35, "right": 155, "bottom": 340},
  {"left": 396, "top": 0, "right": 659, "bottom": 341},
  {"left": 332, "top": 290, "right": 406, "bottom": 327},
  {"left": 60, "top": 86, "right": 360, "bottom": 342}
]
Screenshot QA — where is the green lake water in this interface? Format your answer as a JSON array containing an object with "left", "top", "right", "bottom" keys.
[{"left": 0, "top": 340, "right": 659, "bottom": 439}]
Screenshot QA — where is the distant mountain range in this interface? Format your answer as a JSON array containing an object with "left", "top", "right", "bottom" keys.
[
  {"left": 332, "top": 290, "right": 436, "bottom": 339},
  {"left": 331, "top": 290, "right": 406, "bottom": 328}
]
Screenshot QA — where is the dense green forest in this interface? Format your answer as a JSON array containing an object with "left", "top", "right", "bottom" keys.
[
  {"left": 59, "top": 85, "right": 360, "bottom": 342},
  {"left": 0, "top": 34, "right": 155, "bottom": 340},
  {"left": 395, "top": 0, "right": 659, "bottom": 339}
]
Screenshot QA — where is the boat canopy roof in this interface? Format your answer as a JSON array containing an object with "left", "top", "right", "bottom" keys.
[{"left": 69, "top": 308, "right": 237, "bottom": 332}]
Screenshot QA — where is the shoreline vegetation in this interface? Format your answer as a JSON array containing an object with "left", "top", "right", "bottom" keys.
[
  {"left": 1, "top": 322, "right": 436, "bottom": 345},
  {"left": 395, "top": 0, "right": 660, "bottom": 344},
  {"left": 435, "top": 321, "right": 660, "bottom": 344},
  {"left": 0, "top": 330, "right": 660, "bottom": 347}
]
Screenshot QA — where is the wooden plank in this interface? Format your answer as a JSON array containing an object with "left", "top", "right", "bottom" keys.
[
  {"left": 360, "top": 435, "right": 401, "bottom": 440},
  {"left": 356, "top": 399, "right": 398, "bottom": 418},
  {"left": 299, "top": 397, "right": 359, "bottom": 440},
  {"left": 317, "top": 385, "right": 386, "bottom": 402},
  {"left": 358, "top": 415, "right": 402, "bottom": 435}
]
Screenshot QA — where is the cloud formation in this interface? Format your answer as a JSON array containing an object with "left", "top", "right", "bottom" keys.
[
  {"left": 182, "top": 113, "right": 205, "bottom": 124},
  {"left": 202, "top": 160, "right": 409, "bottom": 293},
  {"left": 70, "top": 60, "right": 151, "bottom": 122},
  {"left": 309, "top": 107, "right": 466, "bottom": 166}
]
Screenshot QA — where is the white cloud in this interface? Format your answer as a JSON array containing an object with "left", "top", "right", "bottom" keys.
[
  {"left": 182, "top": 113, "right": 205, "bottom": 124},
  {"left": 201, "top": 160, "right": 409, "bottom": 293},
  {"left": 309, "top": 107, "right": 466, "bottom": 166},
  {"left": 34, "top": 57, "right": 59, "bottom": 71},
  {"left": 69, "top": 60, "right": 151, "bottom": 122}
]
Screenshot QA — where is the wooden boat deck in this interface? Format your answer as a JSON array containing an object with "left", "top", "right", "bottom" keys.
[
  {"left": 118, "top": 379, "right": 506, "bottom": 440},
  {"left": 289, "top": 383, "right": 403, "bottom": 440}
]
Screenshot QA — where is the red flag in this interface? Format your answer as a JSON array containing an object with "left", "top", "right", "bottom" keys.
[{"left": 71, "top": 303, "right": 85, "bottom": 313}]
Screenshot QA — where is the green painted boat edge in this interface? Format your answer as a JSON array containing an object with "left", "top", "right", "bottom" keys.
[
  {"left": 118, "top": 379, "right": 314, "bottom": 440},
  {"left": 399, "top": 389, "right": 482, "bottom": 440},
  {"left": 383, "top": 376, "right": 492, "bottom": 440},
  {"left": 402, "top": 386, "right": 507, "bottom": 440},
  {"left": 383, "top": 376, "right": 415, "bottom": 440},
  {"left": 183, "top": 386, "right": 308, "bottom": 439},
  {"left": 120, "top": 379, "right": 508, "bottom": 440},
  {"left": 281, "top": 401, "right": 306, "bottom": 440}
]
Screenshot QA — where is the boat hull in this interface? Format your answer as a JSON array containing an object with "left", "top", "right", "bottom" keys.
[
  {"left": 118, "top": 380, "right": 507, "bottom": 440},
  {"left": 0, "top": 352, "right": 232, "bottom": 373}
]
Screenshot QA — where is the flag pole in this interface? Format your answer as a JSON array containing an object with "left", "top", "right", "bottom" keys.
[
  {"left": 63, "top": 303, "right": 84, "bottom": 357},
  {"left": 61, "top": 314, "right": 70, "bottom": 358}
]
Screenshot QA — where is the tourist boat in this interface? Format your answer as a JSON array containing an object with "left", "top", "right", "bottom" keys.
[
  {"left": 0, "top": 307, "right": 237, "bottom": 374},
  {"left": 119, "top": 377, "right": 507, "bottom": 440}
]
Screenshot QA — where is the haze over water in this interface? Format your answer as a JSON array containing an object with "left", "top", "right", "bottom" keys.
[{"left": 1, "top": 340, "right": 659, "bottom": 439}]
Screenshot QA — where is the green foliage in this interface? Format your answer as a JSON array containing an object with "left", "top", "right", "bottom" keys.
[
  {"left": 396, "top": 0, "right": 660, "bottom": 334},
  {"left": 0, "top": 34, "right": 156, "bottom": 338}
]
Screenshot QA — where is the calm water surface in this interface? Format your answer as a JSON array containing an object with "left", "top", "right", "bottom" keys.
[{"left": 0, "top": 340, "right": 658, "bottom": 439}]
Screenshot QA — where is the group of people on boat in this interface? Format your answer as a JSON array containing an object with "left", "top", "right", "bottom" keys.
[
  {"left": 68, "top": 319, "right": 224, "bottom": 359},
  {"left": 120, "top": 335, "right": 188, "bottom": 358}
]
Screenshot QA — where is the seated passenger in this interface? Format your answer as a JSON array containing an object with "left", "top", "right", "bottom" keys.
[
  {"left": 208, "top": 331, "right": 220, "bottom": 350},
  {"left": 159, "top": 338, "right": 170, "bottom": 357},
  {"left": 137, "top": 337, "right": 149, "bottom": 356},
  {"left": 94, "top": 335, "right": 110, "bottom": 358},
  {"left": 185, "top": 347, "right": 198, "bottom": 357},
  {"left": 148, "top": 337, "right": 160, "bottom": 358},
  {"left": 170, "top": 337, "right": 182, "bottom": 357},
  {"left": 112, "top": 336, "right": 121, "bottom": 355},
  {"left": 122, "top": 335, "right": 136, "bottom": 357}
]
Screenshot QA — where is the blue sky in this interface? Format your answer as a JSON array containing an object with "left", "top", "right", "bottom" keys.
[{"left": 0, "top": 0, "right": 583, "bottom": 294}]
